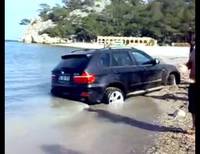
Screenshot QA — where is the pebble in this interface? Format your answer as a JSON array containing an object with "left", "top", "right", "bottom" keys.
[{"left": 145, "top": 83, "right": 195, "bottom": 154}]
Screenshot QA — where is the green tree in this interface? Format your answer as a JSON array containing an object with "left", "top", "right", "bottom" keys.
[
  {"left": 19, "top": 19, "right": 31, "bottom": 25},
  {"left": 140, "top": 0, "right": 195, "bottom": 44},
  {"left": 38, "top": 3, "right": 51, "bottom": 21},
  {"left": 62, "top": 0, "right": 83, "bottom": 11},
  {"left": 48, "top": 5, "right": 69, "bottom": 22},
  {"left": 82, "top": 0, "right": 94, "bottom": 7}
]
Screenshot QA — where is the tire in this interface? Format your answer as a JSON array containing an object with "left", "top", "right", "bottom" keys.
[
  {"left": 103, "top": 87, "right": 125, "bottom": 104},
  {"left": 167, "top": 74, "right": 176, "bottom": 85}
]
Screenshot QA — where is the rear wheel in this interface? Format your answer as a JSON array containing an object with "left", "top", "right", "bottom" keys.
[
  {"left": 167, "top": 74, "right": 176, "bottom": 85},
  {"left": 103, "top": 87, "right": 125, "bottom": 104}
]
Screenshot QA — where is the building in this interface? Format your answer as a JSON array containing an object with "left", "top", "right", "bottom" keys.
[{"left": 97, "top": 36, "right": 157, "bottom": 46}]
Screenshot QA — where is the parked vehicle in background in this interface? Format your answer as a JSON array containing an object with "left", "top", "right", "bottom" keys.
[{"left": 51, "top": 48, "right": 180, "bottom": 104}]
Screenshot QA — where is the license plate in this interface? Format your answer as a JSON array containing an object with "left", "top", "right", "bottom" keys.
[{"left": 58, "top": 75, "right": 70, "bottom": 81}]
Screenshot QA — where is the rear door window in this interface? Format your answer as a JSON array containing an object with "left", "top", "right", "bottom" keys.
[
  {"left": 111, "top": 51, "right": 133, "bottom": 66},
  {"left": 98, "top": 53, "right": 110, "bottom": 67}
]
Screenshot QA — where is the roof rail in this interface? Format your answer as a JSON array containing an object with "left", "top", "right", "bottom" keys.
[
  {"left": 71, "top": 49, "right": 82, "bottom": 53},
  {"left": 71, "top": 48, "right": 90, "bottom": 53}
]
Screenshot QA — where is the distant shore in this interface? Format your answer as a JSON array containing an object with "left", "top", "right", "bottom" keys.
[
  {"left": 5, "top": 40, "right": 20, "bottom": 42},
  {"left": 54, "top": 42, "right": 104, "bottom": 49},
  {"left": 53, "top": 42, "right": 190, "bottom": 58},
  {"left": 8, "top": 41, "right": 190, "bottom": 58}
]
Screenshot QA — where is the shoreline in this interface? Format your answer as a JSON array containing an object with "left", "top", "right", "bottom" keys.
[
  {"left": 11, "top": 41, "right": 190, "bottom": 58},
  {"left": 53, "top": 42, "right": 190, "bottom": 58},
  {"left": 54, "top": 42, "right": 105, "bottom": 49}
]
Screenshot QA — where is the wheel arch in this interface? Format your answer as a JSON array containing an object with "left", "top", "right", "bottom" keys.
[
  {"left": 105, "top": 82, "right": 127, "bottom": 96},
  {"left": 169, "top": 71, "right": 181, "bottom": 84}
]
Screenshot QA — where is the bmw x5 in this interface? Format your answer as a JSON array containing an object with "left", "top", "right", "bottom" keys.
[{"left": 51, "top": 48, "right": 180, "bottom": 104}]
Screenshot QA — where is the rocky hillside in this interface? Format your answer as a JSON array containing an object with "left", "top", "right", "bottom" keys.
[
  {"left": 22, "top": 19, "right": 66, "bottom": 44},
  {"left": 21, "top": 0, "right": 111, "bottom": 44}
]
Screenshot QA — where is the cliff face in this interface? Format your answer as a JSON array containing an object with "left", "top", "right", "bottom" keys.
[{"left": 21, "top": 19, "right": 66, "bottom": 44}]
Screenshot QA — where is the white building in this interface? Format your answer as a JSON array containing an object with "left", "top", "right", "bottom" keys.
[{"left": 97, "top": 36, "right": 157, "bottom": 46}]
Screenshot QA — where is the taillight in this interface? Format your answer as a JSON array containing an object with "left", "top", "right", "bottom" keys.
[
  {"left": 73, "top": 71, "right": 96, "bottom": 84},
  {"left": 80, "top": 92, "right": 90, "bottom": 97}
]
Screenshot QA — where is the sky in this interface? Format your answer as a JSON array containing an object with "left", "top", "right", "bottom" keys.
[{"left": 5, "top": 0, "right": 62, "bottom": 40}]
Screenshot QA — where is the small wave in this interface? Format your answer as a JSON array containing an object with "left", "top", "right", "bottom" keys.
[
  {"left": 5, "top": 90, "right": 48, "bottom": 104},
  {"left": 5, "top": 82, "right": 50, "bottom": 91},
  {"left": 5, "top": 74, "right": 43, "bottom": 80},
  {"left": 5, "top": 78, "right": 41, "bottom": 84}
]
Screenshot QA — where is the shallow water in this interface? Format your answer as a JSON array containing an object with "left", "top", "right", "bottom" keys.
[
  {"left": 5, "top": 42, "right": 163, "bottom": 154},
  {"left": 5, "top": 42, "right": 74, "bottom": 113}
]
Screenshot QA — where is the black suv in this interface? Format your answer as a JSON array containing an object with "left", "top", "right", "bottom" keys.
[{"left": 51, "top": 48, "right": 180, "bottom": 104}]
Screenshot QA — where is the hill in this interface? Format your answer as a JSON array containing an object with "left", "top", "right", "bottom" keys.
[{"left": 21, "top": 0, "right": 195, "bottom": 45}]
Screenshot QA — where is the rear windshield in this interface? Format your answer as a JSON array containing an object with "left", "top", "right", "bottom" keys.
[{"left": 57, "top": 55, "right": 90, "bottom": 69}]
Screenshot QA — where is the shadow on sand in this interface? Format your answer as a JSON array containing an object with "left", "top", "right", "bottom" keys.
[
  {"left": 41, "top": 145, "right": 83, "bottom": 154},
  {"left": 86, "top": 108, "right": 186, "bottom": 133},
  {"left": 144, "top": 93, "right": 188, "bottom": 101}
]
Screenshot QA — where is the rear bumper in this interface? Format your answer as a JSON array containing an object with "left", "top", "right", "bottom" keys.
[{"left": 51, "top": 84, "right": 105, "bottom": 104}]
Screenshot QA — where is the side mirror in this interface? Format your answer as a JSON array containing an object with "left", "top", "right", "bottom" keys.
[{"left": 153, "top": 58, "right": 160, "bottom": 65}]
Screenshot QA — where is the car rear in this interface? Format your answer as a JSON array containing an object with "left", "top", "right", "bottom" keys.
[{"left": 51, "top": 52, "right": 104, "bottom": 104}]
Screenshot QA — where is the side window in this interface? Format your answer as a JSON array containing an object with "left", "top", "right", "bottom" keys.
[
  {"left": 98, "top": 53, "right": 110, "bottom": 67},
  {"left": 111, "top": 51, "right": 133, "bottom": 66},
  {"left": 131, "top": 50, "right": 152, "bottom": 65}
]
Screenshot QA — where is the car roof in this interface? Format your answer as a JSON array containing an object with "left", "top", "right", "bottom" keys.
[{"left": 62, "top": 48, "right": 135, "bottom": 57}]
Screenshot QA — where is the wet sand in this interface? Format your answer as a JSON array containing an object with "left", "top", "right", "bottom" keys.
[{"left": 6, "top": 95, "right": 163, "bottom": 154}]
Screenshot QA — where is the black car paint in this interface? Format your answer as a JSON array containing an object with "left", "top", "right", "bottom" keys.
[{"left": 51, "top": 48, "right": 180, "bottom": 104}]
